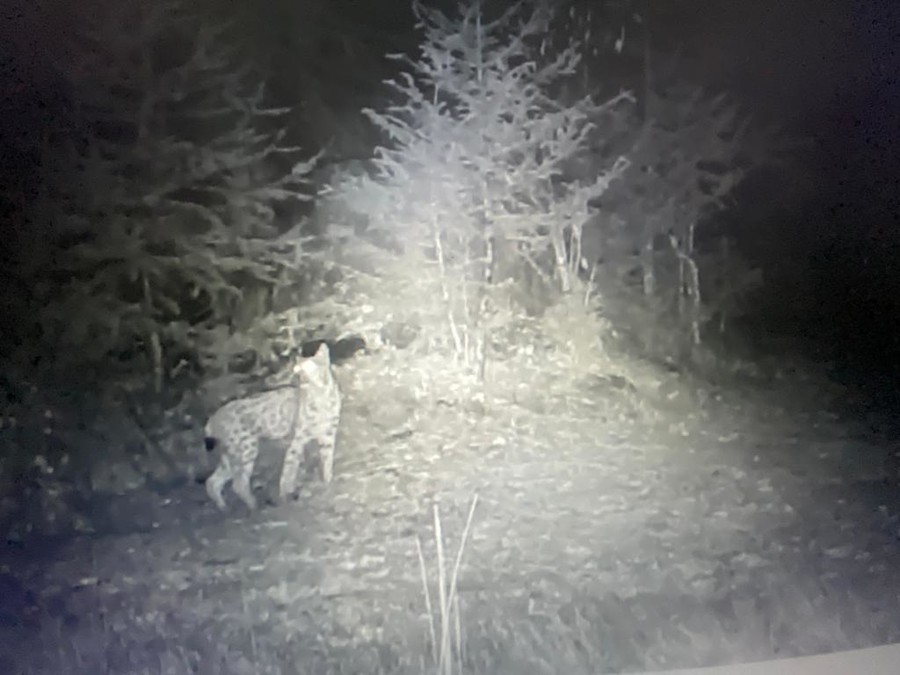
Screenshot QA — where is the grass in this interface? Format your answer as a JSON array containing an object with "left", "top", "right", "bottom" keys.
[
  {"left": 416, "top": 495, "right": 478, "bottom": 675},
  {"left": 4, "top": 492, "right": 898, "bottom": 675},
  {"left": 5, "top": 561, "right": 898, "bottom": 673}
]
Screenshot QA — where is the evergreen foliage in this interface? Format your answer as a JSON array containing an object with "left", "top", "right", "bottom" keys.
[{"left": 11, "top": 0, "right": 322, "bottom": 385}]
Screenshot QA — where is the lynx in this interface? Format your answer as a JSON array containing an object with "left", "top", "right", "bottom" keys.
[{"left": 203, "top": 343, "right": 341, "bottom": 510}]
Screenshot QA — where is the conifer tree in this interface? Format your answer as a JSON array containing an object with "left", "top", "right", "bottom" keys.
[{"left": 20, "top": 0, "right": 319, "bottom": 385}]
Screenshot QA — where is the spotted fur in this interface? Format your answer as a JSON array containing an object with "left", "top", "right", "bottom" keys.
[{"left": 203, "top": 343, "right": 341, "bottom": 510}]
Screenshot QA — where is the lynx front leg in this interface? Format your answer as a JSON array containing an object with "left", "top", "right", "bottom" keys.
[
  {"left": 319, "top": 431, "right": 336, "bottom": 483},
  {"left": 278, "top": 436, "right": 305, "bottom": 502}
]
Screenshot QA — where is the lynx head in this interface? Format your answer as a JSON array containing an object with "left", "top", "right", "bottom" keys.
[{"left": 293, "top": 342, "right": 332, "bottom": 384}]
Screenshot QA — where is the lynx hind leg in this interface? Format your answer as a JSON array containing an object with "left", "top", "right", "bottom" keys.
[
  {"left": 229, "top": 437, "right": 260, "bottom": 510},
  {"left": 232, "top": 467, "right": 257, "bottom": 510},
  {"left": 278, "top": 437, "right": 305, "bottom": 503},
  {"left": 205, "top": 461, "right": 231, "bottom": 511}
]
